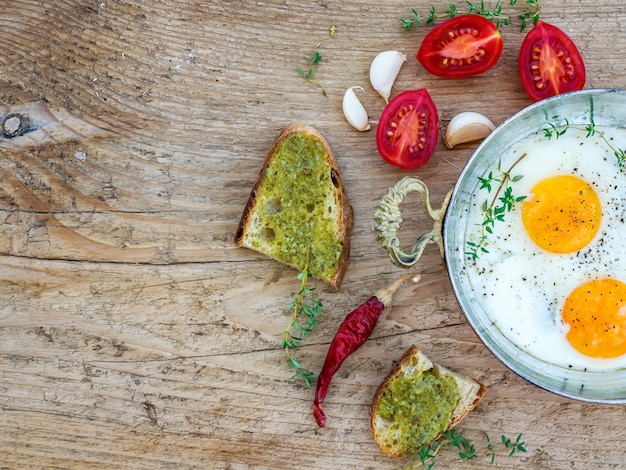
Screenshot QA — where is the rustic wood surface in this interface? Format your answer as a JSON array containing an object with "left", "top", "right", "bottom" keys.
[{"left": 1, "top": 1, "right": 626, "bottom": 468}]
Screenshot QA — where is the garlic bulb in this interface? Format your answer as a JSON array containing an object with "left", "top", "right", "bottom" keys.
[
  {"left": 342, "top": 86, "right": 371, "bottom": 131},
  {"left": 444, "top": 111, "right": 496, "bottom": 149},
  {"left": 369, "top": 51, "right": 407, "bottom": 103}
]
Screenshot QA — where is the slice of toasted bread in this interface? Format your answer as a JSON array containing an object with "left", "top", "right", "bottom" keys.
[
  {"left": 234, "top": 123, "right": 353, "bottom": 289},
  {"left": 371, "top": 345, "right": 486, "bottom": 458}
]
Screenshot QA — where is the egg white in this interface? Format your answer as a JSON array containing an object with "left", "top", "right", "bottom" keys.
[{"left": 465, "top": 126, "right": 626, "bottom": 371}]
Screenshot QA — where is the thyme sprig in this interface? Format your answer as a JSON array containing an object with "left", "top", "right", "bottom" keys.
[
  {"left": 401, "top": 0, "right": 542, "bottom": 31},
  {"left": 296, "top": 51, "right": 327, "bottom": 96},
  {"left": 444, "top": 430, "right": 477, "bottom": 461},
  {"left": 514, "top": 0, "right": 542, "bottom": 31},
  {"left": 465, "top": 156, "right": 527, "bottom": 260},
  {"left": 502, "top": 433, "right": 527, "bottom": 456},
  {"left": 484, "top": 431, "right": 496, "bottom": 464},
  {"left": 543, "top": 114, "right": 626, "bottom": 168},
  {"left": 280, "top": 250, "right": 322, "bottom": 386},
  {"left": 416, "top": 440, "right": 440, "bottom": 470},
  {"left": 409, "top": 431, "right": 527, "bottom": 468}
]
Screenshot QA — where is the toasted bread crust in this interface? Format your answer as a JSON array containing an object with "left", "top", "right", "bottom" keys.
[
  {"left": 370, "top": 346, "right": 429, "bottom": 457},
  {"left": 370, "top": 345, "right": 486, "bottom": 457},
  {"left": 449, "top": 375, "right": 487, "bottom": 430},
  {"left": 234, "top": 123, "right": 353, "bottom": 289}
]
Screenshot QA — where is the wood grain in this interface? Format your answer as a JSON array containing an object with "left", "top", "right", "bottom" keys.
[{"left": 1, "top": 1, "right": 626, "bottom": 468}]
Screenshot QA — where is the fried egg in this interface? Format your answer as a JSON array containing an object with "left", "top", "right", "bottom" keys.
[{"left": 466, "top": 125, "right": 626, "bottom": 371}]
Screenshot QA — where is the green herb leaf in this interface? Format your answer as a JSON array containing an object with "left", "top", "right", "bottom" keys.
[
  {"left": 445, "top": 2, "right": 458, "bottom": 18},
  {"left": 296, "top": 52, "right": 326, "bottom": 96},
  {"left": 484, "top": 431, "right": 496, "bottom": 464},
  {"left": 466, "top": 153, "right": 529, "bottom": 259},
  {"left": 502, "top": 433, "right": 527, "bottom": 457},
  {"left": 290, "top": 368, "right": 316, "bottom": 387},
  {"left": 401, "top": 0, "right": 541, "bottom": 30},
  {"left": 400, "top": 8, "right": 421, "bottom": 31},
  {"left": 545, "top": 104, "right": 626, "bottom": 167},
  {"left": 416, "top": 440, "right": 439, "bottom": 469},
  {"left": 443, "top": 430, "right": 477, "bottom": 461},
  {"left": 427, "top": 3, "right": 437, "bottom": 24},
  {"left": 280, "top": 249, "right": 321, "bottom": 386}
]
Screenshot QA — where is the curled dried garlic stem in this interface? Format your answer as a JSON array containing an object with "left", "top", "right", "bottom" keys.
[
  {"left": 444, "top": 111, "right": 496, "bottom": 149},
  {"left": 369, "top": 51, "right": 407, "bottom": 103},
  {"left": 343, "top": 86, "right": 371, "bottom": 132}
]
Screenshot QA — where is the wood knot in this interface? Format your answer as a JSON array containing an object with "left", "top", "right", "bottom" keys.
[{"left": 1, "top": 113, "right": 31, "bottom": 138}]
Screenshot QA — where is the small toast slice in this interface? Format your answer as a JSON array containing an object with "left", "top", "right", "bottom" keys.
[
  {"left": 371, "top": 345, "right": 486, "bottom": 458},
  {"left": 234, "top": 123, "right": 353, "bottom": 289}
]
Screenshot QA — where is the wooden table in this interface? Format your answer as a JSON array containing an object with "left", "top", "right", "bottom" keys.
[{"left": 1, "top": 1, "right": 625, "bottom": 468}]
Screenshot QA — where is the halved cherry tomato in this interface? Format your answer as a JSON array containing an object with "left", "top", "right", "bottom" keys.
[
  {"left": 518, "top": 20, "right": 586, "bottom": 102},
  {"left": 416, "top": 15, "right": 503, "bottom": 78},
  {"left": 376, "top": 89, "right": 439, "bottom": 170}
]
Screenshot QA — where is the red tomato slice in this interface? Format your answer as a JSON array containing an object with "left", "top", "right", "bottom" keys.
[
  {"left": 416, "top": 15, "right": 503, "bottom": 78},
  {"left": 376, "top": 89, "right": 439, "bottom": 170},
  {"left": 518, "top": 20, "right": 586, "bottom": 102}
]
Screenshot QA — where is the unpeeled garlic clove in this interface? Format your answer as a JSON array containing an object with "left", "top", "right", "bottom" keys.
[
  {"left": 444, "top": 111, "right": 496, "bottom": 149},
  {"left": 342, "top": 86, "right": 371, "bottom": 131},
  {"left": 369, "top": 50, "right": 407, "bottom": 103}
]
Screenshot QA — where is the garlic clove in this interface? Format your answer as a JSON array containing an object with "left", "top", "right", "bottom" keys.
[
  {"left": 342, "top": 86, "right": 371, "bottom": 131},
  {"left": 369, "top": 51, "right": 407, "bottom": 103},
  {"left": 444, "top": 111, "right": 496, "bottom": 149}
]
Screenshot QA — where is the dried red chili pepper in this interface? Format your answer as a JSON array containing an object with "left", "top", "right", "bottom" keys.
[{"left": 313, "top": 274, "right": 420, "bottom": 427}]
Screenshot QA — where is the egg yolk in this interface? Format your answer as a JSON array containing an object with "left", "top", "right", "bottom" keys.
[
  {"left": 562, "top": 278, "right": 626, "bottom": 358},
  {"left": 521, "top": 175, "right": 601, "bottom": 253}
]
